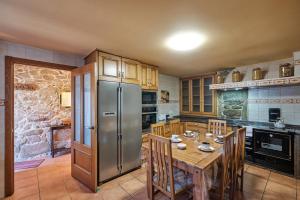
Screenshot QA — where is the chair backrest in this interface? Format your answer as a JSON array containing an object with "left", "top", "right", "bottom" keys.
[
  {"left": 151, "top": 122, "right": 166, "bottom": 137},
  {"left": 169, "top": 119, "right": 181, "bottom": 135},
  {"left": 208, "top": 119, "right": 227, "bottom": 135},
  {"left": 148, "top": 134, "right": 175, "bottom": 198},
  {"left": 220, "top": 131, "right": 234, "bottom": 198},
  {"left": 235, "top": 128, "right": 246, "bottom": 170}
]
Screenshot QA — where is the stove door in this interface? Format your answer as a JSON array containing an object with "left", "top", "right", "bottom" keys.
[{"left": 254, "top": 129, "right": 292, "bottom": 160}]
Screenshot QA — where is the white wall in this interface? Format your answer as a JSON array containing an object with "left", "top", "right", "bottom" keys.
[
  {"left": 0, "top": 40, "right": 84, "bottom": 198},
  {"left": 157, "top": 74, "right": 180, "bottom": 118}
]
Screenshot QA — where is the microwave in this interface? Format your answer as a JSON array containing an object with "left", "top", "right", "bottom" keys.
[{"left": 142, "top": 91, "right": 157, "bottom": 105}]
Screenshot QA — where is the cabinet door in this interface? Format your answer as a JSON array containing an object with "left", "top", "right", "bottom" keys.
[
  {"left": 98, "top": 53, "right": 122, "bottom": 82},
  {"left": 191, "top": 78, "right": 201, "bottom": 113},
  {"left": 202, "top": 76, "right": 215, "bottom": 114},
  {"left": 181, "top": 80, "right": 190, "bottom": 112},
  {"left": 121, "top": 58, "right": 141, "bottom": 85},
  {"left": 141, "top": 65, "right": 148, "bottom": 89},
  {"left": 148, "top": 67, "right": 158, "bottom": 90}
]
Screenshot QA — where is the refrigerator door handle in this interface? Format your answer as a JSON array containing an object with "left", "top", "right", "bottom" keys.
[
  {"left": 117, "top": 86, "right": 123, "bottom": 172},
  {"left": 117, "top": 86, "right": 121, "bottom": 172}
]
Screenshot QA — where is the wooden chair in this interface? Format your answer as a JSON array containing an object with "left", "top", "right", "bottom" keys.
[
  {"left": 208, "top": 119, "right": 227, "bottom": 135},
  {"left": 234, "top": 128, "right": 246, "bottom": 191},
  {"left": 148, "top": 134, "right": 193, "bottom": 200},
  {"left": 151, "top": 122, "right": 166, "bottom": 137},
  {"left": 169, "top": 119, "right": 181, "bottom": 135},
  {"left": 219, "top": 131, "right": 235, "bottom": 200}
]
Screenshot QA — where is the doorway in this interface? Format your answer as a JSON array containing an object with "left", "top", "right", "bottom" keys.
[{"left": 5, "top": 56, "right": 76, "bottom": 196}]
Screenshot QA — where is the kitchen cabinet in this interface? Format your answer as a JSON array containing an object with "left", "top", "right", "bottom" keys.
[
  {"left": 121, "top": 58, "right": 141, "bottom": 85},
  {"left": 98, "top": 52, "right": 122, "bottom": 82},
  {"left": 85, "top": 50, "right": 142, "bottom": 84},
  {"left": 141, "top": 65, "right": 158, "bottom": 90},
  {"left": 180, "top": 74, "right": 216, "bottom": 116},
  {"left": 181, "top": 79, "right": 190, "bottom": 113}
]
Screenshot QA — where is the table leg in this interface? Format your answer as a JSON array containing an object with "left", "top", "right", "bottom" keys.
[{"left": 193, "top": 168, "right": 209, "bottom": 200}]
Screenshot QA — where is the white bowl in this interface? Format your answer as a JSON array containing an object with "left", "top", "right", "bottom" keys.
[
  {"left": 206, "top": 133, "right": 213, "bottom": 137},
  {"left": 177, "top": 143, "right": 186, "bottom": 150}
]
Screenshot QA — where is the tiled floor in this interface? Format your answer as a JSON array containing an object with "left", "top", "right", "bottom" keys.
[{"left": 4, "top": 154, "right": 299, "bottom": 200}]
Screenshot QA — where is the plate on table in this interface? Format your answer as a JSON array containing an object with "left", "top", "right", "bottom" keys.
[
  {"left": 184, "top": 132, "right": 194, "bottom": 138},
  {"left": 198, "top": 144, "right": 215, "bottom": 152},
  {"left": 214, "top": 138, "right": 224, "bottom": 144},
  {"left": 171, "top": 138, "right": 182, "bottom": 143}
]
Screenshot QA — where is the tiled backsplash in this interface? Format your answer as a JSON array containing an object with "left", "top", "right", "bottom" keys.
[{"left": 248, "top": 86, "right": 300, "bottom": 125}]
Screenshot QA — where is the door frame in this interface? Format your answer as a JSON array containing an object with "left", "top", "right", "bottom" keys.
[{"left": 4, "top": 56, "right": 77, "bottom": 197}]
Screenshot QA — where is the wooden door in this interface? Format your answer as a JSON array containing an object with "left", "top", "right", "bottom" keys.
[
  {"left": 121, "top": 58, "right": 141, "bottom": 84},
  {"left": 98, "top": 52, "right": 122, "bottom": 82},
  {"left": 71, "top": 63, "right": 97, "bottom": 192},
  {"left": 147, "top": 67, "right": 158, "bottom": 90}
]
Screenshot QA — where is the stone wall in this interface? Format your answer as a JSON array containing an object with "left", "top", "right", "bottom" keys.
[
  {"left": 14, "top": 64, "right": 71, "bottom": 161},
  {"left": 217, "top": 90, "right": 248, "bottom": 120}
]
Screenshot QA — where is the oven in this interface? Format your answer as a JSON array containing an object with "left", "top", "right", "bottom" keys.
[
  {"left": 142, "top": 91, "right": 157, "bottom": 105},
  {"left": 142, "top": 105, "right": 157, "bottom": 130},
  {"left": 254, "top": 129, "right": 292, "bottom": 160},
  {"left": 142, "top": 113, "right": 157, "bottom": 130}
]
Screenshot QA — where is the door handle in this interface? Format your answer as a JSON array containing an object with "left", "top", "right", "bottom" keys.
[{"left": 87, "top": 126, "right": 95, "bottom": 130}]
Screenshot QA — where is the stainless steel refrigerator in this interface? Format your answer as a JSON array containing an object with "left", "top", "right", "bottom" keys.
[{"left": 97, "top": 80, "right": 142, "bottom": 183}]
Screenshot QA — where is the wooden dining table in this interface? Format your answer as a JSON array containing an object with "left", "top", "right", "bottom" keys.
[{"left": 142, "top": 133, "right": 224, "bottom": 200}]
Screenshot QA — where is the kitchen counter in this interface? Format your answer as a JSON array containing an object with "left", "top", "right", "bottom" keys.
[{"left": 179, "top": 115, "right": 300, "bottom": 135}]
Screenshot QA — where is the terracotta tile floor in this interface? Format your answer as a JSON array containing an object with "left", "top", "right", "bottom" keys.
[{"left": 4, "top": 154, "right": 299, "bottom": 200}]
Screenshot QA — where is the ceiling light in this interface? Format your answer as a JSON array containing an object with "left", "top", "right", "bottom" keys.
[{"left": 165, "top": 31, "right": 206, "bottom": 51}]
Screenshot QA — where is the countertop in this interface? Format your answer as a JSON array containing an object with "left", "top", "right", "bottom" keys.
[
  {"left": 179, "top": 115, "right": 300, "bottom": 135},
  {"left": 142, "top": 115, "right": 300, "bottom": 135}
]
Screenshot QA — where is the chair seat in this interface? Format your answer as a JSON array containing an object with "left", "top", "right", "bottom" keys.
[{"left": 153, "top": 168, "right": 193, "bottom": 193}]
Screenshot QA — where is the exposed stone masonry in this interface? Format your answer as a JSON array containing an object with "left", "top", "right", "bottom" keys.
[
  {"left": 14, "top": 64, "right": 71, "bottom": 161},
  {"left": 217, "top": 90, "right": 248, "bottom": 120}
]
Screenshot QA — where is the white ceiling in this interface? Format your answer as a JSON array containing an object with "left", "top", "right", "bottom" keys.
[{"left": 1, "top": 0, "right": 300, "bottom": 76}]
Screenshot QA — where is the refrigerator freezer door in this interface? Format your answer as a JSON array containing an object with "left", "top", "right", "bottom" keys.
[
  {"left": 98, "top": 81, "right": 120, "bottom": 182},
  {"left": 120, "top": 83, "right": 142, "bottom": 173}
]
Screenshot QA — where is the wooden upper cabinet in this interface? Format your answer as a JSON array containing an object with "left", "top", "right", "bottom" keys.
[
  {"left": 98, "top": 52, "right": 122, "bottom": 82},
  {"left": 180, "top": 74, "right": 216, "bottom": 116},
  {"left": 141, "top": 65, "right": 158, "bottom": 90},
  {"left": 181, "top": 79, "right": 190, "bottom": 113},
  {"left": 202, "top": 75, "right": 215, "bottom": 114},
  {"left": 121, "top": 58, "right": 141, "bottom": 84},
  {"left": 85, "top": 50, "right": 158, "bottom": 87}
]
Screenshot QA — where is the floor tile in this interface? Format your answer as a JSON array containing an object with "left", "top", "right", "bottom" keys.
[
  {"left": 243, "top": 173, "right": 267, "bottom": 194},
  {"left": 269, "top": 172, "right": 296, "bottom": 189},
  {"left": 246, "top": 165, "right": 270, "bottom": 179},
  {"left": 120, "top": 178, "right": 145, "bottom": 196},
  {"left": 10, "top": 153, "right": 299, "bottom": 200},
  {"left": 264, "top": 180, "right": 296, "bottom": 200},
  {"left": 99, "top": 185, "right": 132, "bottom": 200}
]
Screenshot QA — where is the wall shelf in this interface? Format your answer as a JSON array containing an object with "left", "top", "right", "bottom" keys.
[{"left": 209, "top": 76, "right": 300, "bottom": 90}]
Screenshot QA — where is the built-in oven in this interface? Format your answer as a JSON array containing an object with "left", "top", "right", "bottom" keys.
[
  {"left": 142, "top": 105, "right": 157, "bottom": 130},
  {"left": 254, "top": 129, "right": 292, "bottom": 160},
  {"left": 142, "top": 91, "right": 157, "bottom": 105},
  {"left": 253, "top": 128, "right": 294, "bottom": 174}
]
